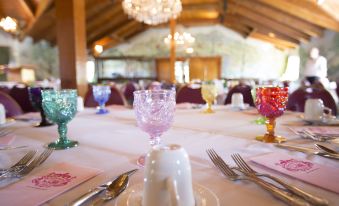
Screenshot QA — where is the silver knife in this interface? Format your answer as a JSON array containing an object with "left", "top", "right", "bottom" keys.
[
  {"left": 69, "top": 169, "right": 137, "bottom": 206},
  {"left": 276, "top": 144, "right": 339, "bottom": 160}
]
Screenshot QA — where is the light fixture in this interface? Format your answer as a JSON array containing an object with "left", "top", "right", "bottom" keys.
[
  {"left": 268, "top": 32, "right": 276, "bottom": 38},
  {"left": 164, "top": 30, "right": 195, "bottom": 54},
  {"left": 122, "top": 0, "right": 182, "bottom": 25},
  {"left": 164, "top": 32, "right": 195, "bottom": 45},
  {"left": 185, "top": 47, "right": 194, "bottom": 54},
  {"left": 0, "top": 16, "right": 17, "bottom": 33},
  {"left": 317, "top": 0, "right": 325, "bottom": 4},
  {"left": 94, "top": 45, "right": 103, "bottom": 54}
]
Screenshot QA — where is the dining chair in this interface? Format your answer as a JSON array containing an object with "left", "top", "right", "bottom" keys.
[
  {"left": 122, "top": 82, "right": 138, "bottom": 105},
  {"left": 84, "top": 85, "right": 127, "bottom": 107},
  {"left": 224, "top": 84, "right": 255, "bottom": 106},
  {"left": 176, "top": 85, "right": 205, "bottom": 104},
  {"left": 0, "top": 91, "right": 23, "bottom": 117},
  {"left": 9, "top": 85, "right": 36, "bottom": 113},
  {"left": 287, "top": 87, "right": 337, "bottom": 116}
]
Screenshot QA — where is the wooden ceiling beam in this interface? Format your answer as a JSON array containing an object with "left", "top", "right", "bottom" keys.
[
  {"left": 256, "top": 0, "right": 339, "bottom": 32},
  {"left": 224, "top": 13, "right": 301, "bottom": 44},
  {"left": 87, "top": 11, "right": 129, "bottom": 46},
  {"left": 228, "top": 2, "right": 310, "bottom": 43},
  {"left": 179, "top": 10, "right": 220, "bottom": 20},
  {"left": 86, "top": 3, "right": 122, "bottom": 35},
  {"left": 22, "top": 0, "right": 54, "bottom": 39},
  {"left": 249, "top": 32, "right": 298, "bottom": 49},
  {"left": 86, "top": 0, "right": 113, "bottom": 22},
  {"left": 232, "top": 0, "right": 323, "bottom": 37},
  {"left": 182, "top": 2, "right": 221, "bottom": 11}
]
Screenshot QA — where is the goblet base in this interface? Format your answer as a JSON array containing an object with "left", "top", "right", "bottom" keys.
[
  {"left": 255, "top": 135, "right": 286, "bottom": 143},
  {"left": 96, "top": 108, "right": 109, "bottom": 115},
  {"left": 47, "top": 139, "right": 78, "bottom": 150},
  {"left": 203, "top": 108, "right": 214, "bottom": 114},
  {"left": 136, "top": 154, "right": 146, "bottom": 167},
  {"left": 34, "top": 121, "right": 54, "bottom": 127}
]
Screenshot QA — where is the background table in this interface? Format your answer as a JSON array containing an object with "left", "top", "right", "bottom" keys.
[{"left": 1, "top": 105, "right": 338, "bottom": 205}]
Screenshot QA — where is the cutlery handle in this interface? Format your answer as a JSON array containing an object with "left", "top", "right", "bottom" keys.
[
  {"left": 69, "top": 188, "right": 104, "bottom": 206},
  {"left": 250, "top": 177, "right": 310, "bottom": 206},
  {"left": 264, "top": 174, "right": 329, "bottom": 206}
]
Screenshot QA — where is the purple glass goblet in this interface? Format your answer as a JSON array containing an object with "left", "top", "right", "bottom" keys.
[
  {"left": 133, "top": 90, "right": 176, "bottom": 166},
  {"left": 28, "top": 87, "right": 54, "bottom": 127}
]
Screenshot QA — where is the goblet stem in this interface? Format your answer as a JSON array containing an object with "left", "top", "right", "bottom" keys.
[
  {"left": 58, "top": 122, "right": 68, "bottom": 141},
  {"left": 149, "top": 135, "right": 161, "bottom": 147},
  {"left": 265, "top": 118, "right": 276, "bottom": 140},
  {"left": 97, "top": 103, "right": 108, "bottom": 114},
  {"left": 47, "top": 122, "right": 78, "bottom": 150},
  {"left": 204, "top": 101, "right": 214, "bottom": 113}
]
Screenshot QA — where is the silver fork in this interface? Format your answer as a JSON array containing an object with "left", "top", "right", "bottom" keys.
[
  {"left": 1, "top": 148, "right": 53, "bottom": 179},
  {"left": 231, "top": 153, "right": 329, "bottom": 206},
  {"left": 0, "top": 150, "right": 37, "bottom": 175},
  {"left": 206, "top": 149, "right": 310, "bottom": 206}
]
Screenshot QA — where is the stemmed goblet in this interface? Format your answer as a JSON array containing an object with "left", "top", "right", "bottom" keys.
[
  {"left": 28, "top": 87, "right": 54, "bottom": 127},
  {"left": 133, "top": 90, "right": 176, "bottom": 166},
  {"left": 255, "top": 86, "right": 288, "bottom": 143},
  {"left": 93, "top": 85, "right": 111, "bottom": 114},
  {"left": 42, "top": 89, "right": 78, "bottom": 150},
  {"left": 201, "top": 82, "right": 217, "bottom": 113}
]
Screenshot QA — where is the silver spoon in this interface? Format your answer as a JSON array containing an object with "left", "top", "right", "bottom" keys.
[
  {"left": 315, "top": 144, "right": 339, "bottom": 155},
  {"left": 92, "top": 174, "right": 129, "bottom": 206}
]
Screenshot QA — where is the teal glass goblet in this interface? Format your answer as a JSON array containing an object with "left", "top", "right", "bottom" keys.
[{"left": 42, "top": 89, "right": 78, "bottom": 150}]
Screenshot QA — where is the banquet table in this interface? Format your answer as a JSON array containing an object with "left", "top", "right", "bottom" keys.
[{"left": 0, "top": 105, "right": 338, "bottom": 206}]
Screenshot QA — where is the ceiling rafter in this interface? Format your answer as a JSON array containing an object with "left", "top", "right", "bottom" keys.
[
  {"left": 228, "top": 1, "right": 311, "bottom": 43},
  {"left": 256, "top": 0, "right": 339, "bottom": 32}
]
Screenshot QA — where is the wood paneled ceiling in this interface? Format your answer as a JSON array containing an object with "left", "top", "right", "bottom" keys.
[{"left": 2, "top": 0, "right": 339, "bottom": 51}]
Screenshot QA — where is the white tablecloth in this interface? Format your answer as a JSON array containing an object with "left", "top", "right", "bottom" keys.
[{"left": 1, "top": 105, "right": 338, "bottom": 205}]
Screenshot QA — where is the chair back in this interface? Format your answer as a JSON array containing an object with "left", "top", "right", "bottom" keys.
[
  {"left": 176, "top": 85, "right": 205, "bottom": 104},
  {"left": 287, "top": 87, "right": 337, "bottom": 116},
  {"left": 9, "top": 85, "right": 36, "bottom": 113},
  {"left": 84, "top": 85, "right": 126, "bottom": 107},
  {"left": 224, "top": 84, "right": 254, "bottom": 106},
  {"left": 0, "top": 91, "right": 23, "bottom": 117},
  {"left": 122, "top": 82, "right": 138, "bottom": 105}
]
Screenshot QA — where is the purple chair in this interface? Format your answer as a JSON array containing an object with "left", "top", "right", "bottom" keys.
[
  {"left": 0, "top": 91, "right": 23, "bottom": 117},
  {"left": 224, "top": 84, "right": 255, "bottom": 106},
  {"left": 287, "top": 87, "right": 337, "bottom": 116},
  {"left": 84, "top": 85, "right": 126, "bottom": 107},
  {"left": 122, "top": 82, "right": 138, "bottom": 105},
  {"left": 9, "top": 85, "right": 36, "bottom": 113},
  {"left": 176, "top": 85, "right": 205, "bottom": 104}
]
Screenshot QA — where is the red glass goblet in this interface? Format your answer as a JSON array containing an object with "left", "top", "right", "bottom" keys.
[{"left": 255, "top": 87, "right": 288, "bottom": 143}]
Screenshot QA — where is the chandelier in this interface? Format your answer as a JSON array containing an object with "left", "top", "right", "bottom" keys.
[
  {"left": 122, "top": 0, "right": 182, "bottom": 25},
  {"left": 164, "top": 31, "right": 195, "bottom": 53},
  {"left": 0, "top": 16, "right": 17, "bottom": 33}
]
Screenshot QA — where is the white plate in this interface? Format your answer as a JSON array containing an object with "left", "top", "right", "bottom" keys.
[
  {"left": 115, "top": 183, "right": 220, "bottom": 206},
  {"left": 299, "top": 114, "right": 339, "bottom": 126}
]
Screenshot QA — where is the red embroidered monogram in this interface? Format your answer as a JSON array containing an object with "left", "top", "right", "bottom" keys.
[
  {"left": 32, "top": 172, "right": 76, "bottom": 188},
  {"left": 276, "top": 159, "right": 314, "bottom": 172}
]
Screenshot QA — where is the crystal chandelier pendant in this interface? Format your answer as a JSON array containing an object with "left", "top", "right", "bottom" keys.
[{"left": 122, "top": 0, "right": 182, "bottom": 25}]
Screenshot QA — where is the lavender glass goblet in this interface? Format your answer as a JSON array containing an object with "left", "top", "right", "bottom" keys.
[
  {"left": 93, "top": 85, "right": 111, "bottom": 114},
  {"left": 133, "top": 90, "right": 176, "bottom": 166},
  {"left": 28, "top": 87, "right": 54, "bottom": 127}
]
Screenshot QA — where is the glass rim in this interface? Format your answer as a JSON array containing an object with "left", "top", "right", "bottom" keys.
[
  {"left": 133, "top": 89, "right": 175, "bottom": 95},
  {"left": 41, "top": 89, "right": 77, "bottom": 94}
]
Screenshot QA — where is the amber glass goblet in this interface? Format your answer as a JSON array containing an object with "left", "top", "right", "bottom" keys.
[
  {"left": 255, "top": 86, "right": 288, "bottom": 143},
  {"left": 201, "top": 82, "right": 217, "bottom": 113}
]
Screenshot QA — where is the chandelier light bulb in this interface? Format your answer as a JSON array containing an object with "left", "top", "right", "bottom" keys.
[
  {"left": 122, "top": 0, "right": 182, "bottom": 25},
  {"left": 0, "top": 16, "right": 17, "bottom": 33}
]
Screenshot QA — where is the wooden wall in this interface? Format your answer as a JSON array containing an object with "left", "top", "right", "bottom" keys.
[{"left": 156, "top": 56, "right": 221, "bottom": 82}]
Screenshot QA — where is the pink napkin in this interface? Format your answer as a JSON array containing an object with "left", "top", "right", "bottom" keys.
[
  {"left": 251, "top": 153, "right": 339, "bottom": 194},
  {"left": 0, "top": 134, "right": 15, "bottom": 146},
  {"left": 290, "top": 127, "right": 339, "bottom": 136},
  {"left": 0, "top": 162, "right": 102, "bottom": 206}
]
